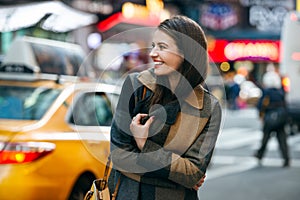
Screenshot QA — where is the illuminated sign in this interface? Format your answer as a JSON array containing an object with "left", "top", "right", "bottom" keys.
[
  {"left": 249, "top": 5, "right": 288, "bottom": 32},
  {"left": 208, "top": 39, "right": 228, "bottom": 63},
  {"left": 98, "top": 0, "right": 168, "bottom": 32},
  {"left": 122, "top": 2, "right": 149, "bottom": 19},
  {"left": 200, "top": 3, "right": 238, "bottom": 30},
  {"left": 240, "top": 0, "right": 294, "bottom": 9},
  {"left": 97, "top": 12, "right": 161, "bottom": 32},
  {"left": 240, "top": 0, "right": 294, "bottom": 32},
  {"left": 208, "top": 39, "right": 280, "bottom": 62},
  {"left": 122, "top": 0, "right": 164, "bottom": 19},
  {"left": 224, "top": 41, "right": 279, "bottom": 61}
]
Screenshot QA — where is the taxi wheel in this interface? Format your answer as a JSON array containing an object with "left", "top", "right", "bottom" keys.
[{"left": 68, "top": 173, "right": 95, "bottom": 200}]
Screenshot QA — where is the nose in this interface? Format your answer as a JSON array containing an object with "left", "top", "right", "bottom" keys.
[{"left": 149, "top": 47, "right": 158, "bottom": 58}]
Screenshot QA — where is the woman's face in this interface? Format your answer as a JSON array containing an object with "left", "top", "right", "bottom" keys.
[{"left": 149, "top": 30, "right": 183, "bottom": 76}]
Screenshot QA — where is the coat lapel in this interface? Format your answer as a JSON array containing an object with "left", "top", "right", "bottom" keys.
[
  {"left": 137, "top": 69, "right": 205, "bottom": 109},
  {"left": 137, "top": 69, "right": 208, "bottom": 154},
  {"left": 164, "top": 112, "right": 208, "bottom": 154}
]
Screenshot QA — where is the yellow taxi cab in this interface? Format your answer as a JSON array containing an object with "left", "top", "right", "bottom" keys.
[
  {"left": 0, "top": 70, "right": 120, "bottom": 200},
  {"left": 0, "top": 37, "right": 120, "bottom": 200}
]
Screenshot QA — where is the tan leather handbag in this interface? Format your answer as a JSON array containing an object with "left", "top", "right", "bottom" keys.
[{"left": 84, "top": 157, "right": 120, "bottom": 200}]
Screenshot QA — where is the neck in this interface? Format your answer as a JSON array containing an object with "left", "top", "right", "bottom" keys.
[{"left": 168, "top": 71, "right": 180, "bottom": 92}]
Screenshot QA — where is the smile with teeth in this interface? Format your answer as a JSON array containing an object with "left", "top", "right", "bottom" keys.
[{"left": 154, "top": 61, "right": 164, "bottom": 65}]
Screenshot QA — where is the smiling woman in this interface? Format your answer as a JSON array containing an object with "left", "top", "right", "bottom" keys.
[{"left": 109, "top": 15, "right": 222, "bottom": 200}]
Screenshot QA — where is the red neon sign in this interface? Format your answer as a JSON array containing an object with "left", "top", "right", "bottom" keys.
[
  {"left": 97, "top": 12, "right": 161, "bottom": 32},
  {"left": 208, "top": 39, "right": 228, "bottom": 63},
  {"left": 208, "top": 39, "right": 280, "bottom": 63}
]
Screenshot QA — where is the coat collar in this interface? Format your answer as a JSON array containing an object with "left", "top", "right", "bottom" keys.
[{"left": 137, "top": 69, "right": 204, "bottom": 110}]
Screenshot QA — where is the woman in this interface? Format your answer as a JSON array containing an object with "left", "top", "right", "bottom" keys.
[{"left": 110, "top": 15, "right": 222, "bottom": 199}]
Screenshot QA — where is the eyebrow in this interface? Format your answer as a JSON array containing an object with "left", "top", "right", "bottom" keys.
[{"left": 156, "top": 42, "right": 169, "bottom": 47}]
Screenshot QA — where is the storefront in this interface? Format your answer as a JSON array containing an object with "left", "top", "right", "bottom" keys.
[
  {"left": 205, "top": 38, "right": 282, "bottom": 108},
  {"left": 183, "top": 0, "right": 295, "bottom": 108}
]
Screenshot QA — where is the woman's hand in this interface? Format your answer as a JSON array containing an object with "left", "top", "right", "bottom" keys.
[
  {"left": 130, "top": 113, "right": 154, "bottom": 150},
  {"left": 193, "top": 174, "right": 206, "bottom": 190}
]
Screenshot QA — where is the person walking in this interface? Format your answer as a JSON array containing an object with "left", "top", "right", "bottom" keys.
[
  {"left": 109, "top": 15, "right": 222, "bottom": 200},
  {"left": 255, "top": 70, "right": 290, "bottom": 167}
]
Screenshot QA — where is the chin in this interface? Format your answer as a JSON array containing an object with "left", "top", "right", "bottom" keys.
[
  {"left": 154, "top": 67, "right": 172, "bottom": 76},
  {"left": 154, "top": 69, "right": 166, "bottom": 76}
]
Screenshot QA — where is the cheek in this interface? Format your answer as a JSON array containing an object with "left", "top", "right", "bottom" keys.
[{"left": 164, "top": 53, "right": 183, "bottom": 70}]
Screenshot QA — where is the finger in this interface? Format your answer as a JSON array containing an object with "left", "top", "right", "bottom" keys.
[
  {"left": 199, "top": 178, "right": 204, "bottom": 184},
  {"left": 200, "top": 174, "right": 206, "bottom": 182},
  {"left": 138, "top": 113, "right": 149, "bottom": 118},
  {"left": 144, "top": 116, "right": 155, "bottom": 127},
  {"left": 198, "top": 180, "right": 204, "bottom": 186},
  {"left": 193, "top": 186, "right": 199, "bottom": 190},
  {"left": 196, "top": 175, "right": 206, "bottom": 187},
  {"left": 133, "top": 113, "right": 148, "bottom": 121}
]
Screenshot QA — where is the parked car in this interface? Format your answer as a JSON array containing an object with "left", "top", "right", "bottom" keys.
[{"left": 0, "top": 37, "right": 120, "bottom": 200}]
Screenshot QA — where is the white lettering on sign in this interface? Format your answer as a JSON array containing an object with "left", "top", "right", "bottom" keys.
[
  {"left": 224, "top": 42, "right": 279, "bottom": 61},
  {"left": 240, "top": 0, "right": 294, "bottom": 9},
  {"left": 249, "top": 5, "right": 288, "bottom": 31}
]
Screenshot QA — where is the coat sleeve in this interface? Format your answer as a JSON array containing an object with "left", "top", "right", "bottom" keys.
[
  {"left": 136, "top": 98, "right": 222, "bottom": 188},
  {"left": 110, "top": 74, "right": 151, "bottom": 173}
]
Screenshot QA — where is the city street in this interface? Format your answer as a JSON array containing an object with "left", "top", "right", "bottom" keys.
[
  {"left": 199, "top": 108, "right": 300, "bottom": 200},
  {"left": 1, "top": 1, "right": 299, "bottom": 200}
]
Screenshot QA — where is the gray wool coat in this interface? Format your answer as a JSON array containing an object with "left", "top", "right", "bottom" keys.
[{"left": 110, "top": 69, "right": 222, "bottom": 200}]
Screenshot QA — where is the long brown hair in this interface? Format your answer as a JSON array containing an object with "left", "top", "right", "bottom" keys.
[{"left": 150, "top": 15, "right": 208, "bottom": 106}]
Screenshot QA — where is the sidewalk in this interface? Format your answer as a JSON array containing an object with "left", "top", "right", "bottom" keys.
[{"left": 222, "top": 107, "right": 261, "bottom": 129}]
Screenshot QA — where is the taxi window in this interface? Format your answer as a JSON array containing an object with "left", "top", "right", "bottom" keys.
[
  {"left": 0, "top": 86, "right": 60, "bottom": 120},
  {"left": 70, "top": 92, "right": 113, "bottom": 126}
]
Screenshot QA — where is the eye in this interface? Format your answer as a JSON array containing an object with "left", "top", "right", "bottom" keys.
[
  {"left": 151, "top": 43, "right": 167, "bottom": 50},
  {"left": 158, "top": 44, "right": 166, "bottom": 50}
]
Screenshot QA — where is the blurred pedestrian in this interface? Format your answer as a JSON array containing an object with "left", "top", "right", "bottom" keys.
[
  {"left": 109, "top": 15, "right": 222, "bottom": 199},
  {"left": 255, "top": 70, "right": 290, "bottom": 167},
  {"left": 224, "top": 70, "right": 240, "bottom": 110}
]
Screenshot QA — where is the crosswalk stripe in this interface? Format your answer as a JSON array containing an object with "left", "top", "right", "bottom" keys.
[
  {"left": 206, "top": 155, "right": 300, "bottom": 180},
  {"left": 216, "top": 127, "right": 300, "bottom": 151},
  {"left": 216, "top": 128, "right": 261, "bottom": 149}
]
